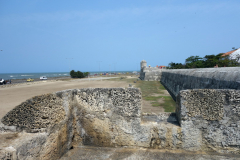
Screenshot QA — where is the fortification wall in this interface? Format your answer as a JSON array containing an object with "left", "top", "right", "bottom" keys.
[
  {"left": 0, "top": 88, "right": 142, "bottom": 159},
  {"left": 140, "top": 67, "right": 162, "bottom": 81},
  {"left": 1, "top": 88, "right": 240, "bottom": 159},
  {"left": 160, "top": 67, "right": 240, "bottom": 100},
  {"left": 176, "top": 89, "right": 240, "bottom": 153},
  {"left": 139, "top": 61, "right": 240, "bottom": 100}
]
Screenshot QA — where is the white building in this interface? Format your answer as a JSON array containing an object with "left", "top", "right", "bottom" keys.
[{"left": 222, "top": 48, "right": 240, "bottom": 62}]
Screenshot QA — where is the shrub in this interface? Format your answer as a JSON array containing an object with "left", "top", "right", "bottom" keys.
[{"left": 70, "top": 70, "right": 88, "bottom": 78}]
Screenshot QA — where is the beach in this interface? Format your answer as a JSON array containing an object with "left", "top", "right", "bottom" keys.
[{"left": 0, "top": 76, "right": 132, "bottom": 119}]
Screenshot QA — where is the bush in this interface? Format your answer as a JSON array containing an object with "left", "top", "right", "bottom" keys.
[{"left": 70, "top": 70, "right": 89, "bottom": 78}]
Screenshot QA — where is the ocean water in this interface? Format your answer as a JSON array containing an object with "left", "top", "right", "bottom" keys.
[{"left": 0, "top": 71, "right": 137, "bottom": 80}]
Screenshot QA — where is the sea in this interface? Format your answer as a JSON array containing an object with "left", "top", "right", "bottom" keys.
[{"left": 0, "top": 71, "right": 138, "bottom": 80}]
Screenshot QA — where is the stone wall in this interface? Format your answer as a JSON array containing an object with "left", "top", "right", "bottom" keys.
[
  {"left": 140, "top": 60, "right": 163, "bottom": 81},
  {"left": 1, "top": 88, "right": 145, "bottom": 159},
  {"left": 176, "top": 89, "right": 240, "bottom": 153},
  {"left": 139, "top": 60, "right": 240, "bottom": 100},
  {"left": 140, "top": 67, "right": 162, "bottom": 81},
  {"left": 161, "top": 67, "right": 240, "bottom": 100},
  {"left": 1, "top": 88, "right": 240, "bottom": 159}
]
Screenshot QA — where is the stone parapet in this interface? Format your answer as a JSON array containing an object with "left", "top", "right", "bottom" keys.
[
  {"left": 160, "top": 67, "right": 240, "bottom": 100},
  {"left": 140, "top": 67, "right": 163, "bottom": 81},
  {"left": 176, "top": 89, "right": 240, "bottom": 153}
]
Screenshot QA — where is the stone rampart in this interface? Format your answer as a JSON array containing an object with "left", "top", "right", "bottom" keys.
[
  {"left": 140, "top": 67, "right": 162, "bottom": 81},
  {"left": 139, "top": 61, "right": 240, "bottom": 100},
  {"left": 160, "top": 67, "right": 240, "bottom": 100},
  {"left": 0, "top": 88, "right": 142, "bottom": 159},
  {"left": 176, "top": 89, "right": 240, "bottom": 153},
  {"left": 1, "top": 88, "right": 240, "bottom": 159}
]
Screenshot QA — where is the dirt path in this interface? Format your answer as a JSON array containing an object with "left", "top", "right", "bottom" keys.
[{"left": 0, "top": 79, "right": 129, "bottom": 119}]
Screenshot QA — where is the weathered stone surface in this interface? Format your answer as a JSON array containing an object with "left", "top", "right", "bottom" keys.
[
  {"left": 0, "top": 131, "right": 47, "bottom": 160},
  {"left": 177, "top": 89, "right": 240, "bottom": 153},
  {"left": 1, "top": 94, "right": 65, "bottom": 132},
  {"left": 176, "top": 89, "right": 224, "bottom": 121},
  {"left": 1, "top": 88, "right": 240, "bottom": 159},
  {"left": 140, "top": 67, "right": 162, "bottom": 81},
  {"left": 0, "top": 88, "right": 145, "bottom": 159}
]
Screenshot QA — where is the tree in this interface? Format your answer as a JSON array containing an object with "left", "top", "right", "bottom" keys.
[
  {"left": 76, "top": 71, "right": 84, "bottom": 78},
  {"left": 168, "top": 62, "right": 185, "bottom": 69},
  {"left": 185, "top": 56, "right": 203, "bottom": 68},
  {"left": 185, "top": 56, "right": 202, "bottom": 64},
  {"left": 203, "top": 54, "right": 216, "bottom": 67},
  {"left": 84, "top": 72, "right": 89, "bottom": 77},
  {"left": 70, "top": 70, "right": 87, "bottom": 78},
  {"left": 70, "top": 70, "right": 77, "bottom": 78},
  {"left": 168, "top": 52, "right": 240, "bottom": 69}
]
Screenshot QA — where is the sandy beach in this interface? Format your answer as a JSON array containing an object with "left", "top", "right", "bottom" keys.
[{"left": 0, "top": 77, "right": 130, "bottom": 119}]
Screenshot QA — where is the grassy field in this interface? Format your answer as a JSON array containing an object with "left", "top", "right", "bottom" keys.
[{"left": 106, "top": 76, "right": 176, "bottom": 112}]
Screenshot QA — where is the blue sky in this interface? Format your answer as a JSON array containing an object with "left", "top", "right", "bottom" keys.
[{"left": 1, "top": 0, "right": 240, "bottom": 73}]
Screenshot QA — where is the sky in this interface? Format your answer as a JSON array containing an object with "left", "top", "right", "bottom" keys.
[{"left": 0, "top": 0, "right": 240, "bottom": 73}]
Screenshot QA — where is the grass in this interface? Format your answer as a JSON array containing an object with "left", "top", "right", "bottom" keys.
[
  {"left": 161, "top": 96, "right": 176, "bottom": 112},
  {"left": 137, "top": 81, "right": 164, "bottom": 96},
  {"left": 151, "top": 101, "right": 161, "bottom": 107},
  {"left": 137, "top": 81, "right": 175, "bottom": 112},
  {"left": 145, "top": 96, "right": 161, "bottom": 101}
]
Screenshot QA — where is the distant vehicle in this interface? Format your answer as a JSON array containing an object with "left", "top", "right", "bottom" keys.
[
  {"left": 40, "top": 76, "right": 47, "bottom": 80},
  {"left": 27, "top": 78, "right": 34, "bottom": 82},
  {"left": 0, "top": 78, "right": 6, "bottom": 85}
]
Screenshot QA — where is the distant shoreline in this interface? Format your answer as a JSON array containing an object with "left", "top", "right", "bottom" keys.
[
  {"left": 5, "top": 76, "right": 71, "bottom": 84},
  {"left": 0, "top": 71, "right": 138, "bottom": 80}
]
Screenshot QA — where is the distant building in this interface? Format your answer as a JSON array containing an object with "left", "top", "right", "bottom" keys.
[
  {"left": 222, "top": 48, "right": 240, "bottom": 62},
  {"left": 156, "top": 65, "right": 166, "bottom": 69},
  {"left": 159, "top": 66, "right": 166, "bottom": 69}
]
